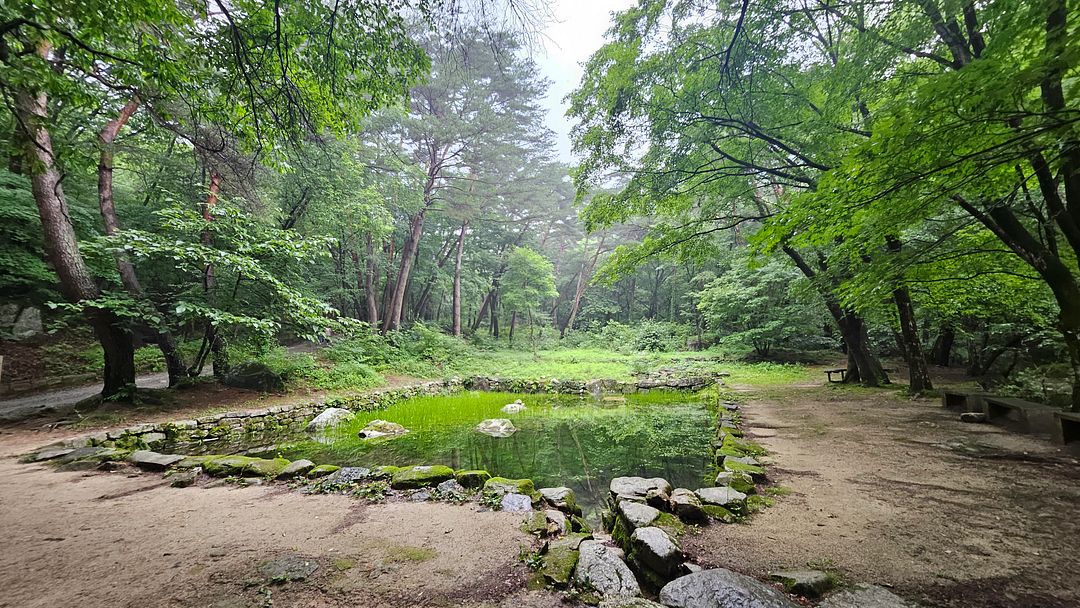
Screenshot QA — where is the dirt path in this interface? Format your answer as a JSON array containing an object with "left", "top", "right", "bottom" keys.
[
  {"left": 0, "top": 453, "right": 560, "bottom": 608},
  {"left": 0, "top": 372, "right": 170, "bottom": 422},
  {"left": 683, "top": 382, "right": 1080, "bottom": 608}
]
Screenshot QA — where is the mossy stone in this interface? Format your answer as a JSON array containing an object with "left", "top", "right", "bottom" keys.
[
  {"left": 306, "top": 464, "right": 340, "bottom": 478},
  {"left": 203, "top": 455, "right": 290, "bottom": 478},
  {"left": 175, "top": 455, "right": 218, "bottom": 469},
  {"left": 722, "top": 434, "right": 765, "bottom": 456},
  {"left": 723, "top": 458, "right": 766, "bottom": 481},
  {"left": 371, "top": 465, "right": 402, "bottom": 479},
  {"left": 521, "top": 511, "right": 549, "bottom": 535},
  {"left": 715, "top": 471, "right": 756, "bottom": 495},
  {"left": 540, "top": 545, "right": 580, "bottom": 587},
  {"left": 653, "top": 512, "right": 686, "bottom": 540},
  {"left": 454, "top": 469, "right": 492, "bottom": 488},
  {"left": 484, "top": 476, "right": 537, "bottom": 498},
  {"left": 390, "top": 465, "right": 454, "bottom": 489},
  {"left": 702, "top": 504, "right": 738, "bottom": 523}
]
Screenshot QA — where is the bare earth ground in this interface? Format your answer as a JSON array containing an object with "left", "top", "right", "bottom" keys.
[
  {"left": 685, "top": 380, "right": 1080, "bottom": 608},
  {"left": 1, "top": 372, "right": 1079, "bottom": 607}
]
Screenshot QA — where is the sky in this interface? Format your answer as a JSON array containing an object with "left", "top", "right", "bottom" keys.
[{"left": 532, "top": 0, "right": 637, "bottom": 163}]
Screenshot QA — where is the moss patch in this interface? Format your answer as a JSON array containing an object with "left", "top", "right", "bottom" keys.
[
  {"left": 390, "top": 465, "right": 454, "bottom": 489},
  {"left": 306, "top": 464, "right": 340, "bottom": 478},
  {"left": 454, "top": 469, "right": 492, "bottom": 488},
  {"left": 203, "top": 455, "right": 290, "bottom": 478},
  {"left": 383, "top": 545, "right": 437, "bottom": 563}
]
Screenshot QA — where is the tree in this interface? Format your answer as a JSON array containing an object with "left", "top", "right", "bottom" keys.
[{"left": 501, "top": 247, "right": 558, "bottom": 342}]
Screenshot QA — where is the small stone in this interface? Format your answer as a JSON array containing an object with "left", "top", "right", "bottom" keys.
[
  {"left": 819, "top": 584, "right": 916, "bottom": 608},
  {"left": 56, "top": 446, "right": 127, "bottom": 465},
  {"left": 276, "top": 459, "right": 315, "bottom": 479},
  {"left": 22, "top": 446, "right": 75, "bottom": 463},
  {"left": 770, "top": 570, "right": 835, "bottom": 598},
  {"left": 630, "top": 526, "right": 683, "bottom": 578},
  {"left": 660, "top": 568, "right": 798, "bottom": 608},
  {"left": 501, "top": 493, "right": 534, "bottom": 512},
  {"left": 322, "top": 466, "right": 372, "bottom": 484},
  {"left": 618, "top": 500, "right": 661, "bottom": 529},
  {"left": 714, "top": 471, "right": 756, "bottom": 494},
  {"left": 305, "top": 407, "right": 354, "bottom": 433},
  {"left": 609, "top": 476, "right": 672, "bottom": 506},
  {"left": 391, "top": 465, "right": 454, "bottom": 489},
  {"left": 139, "top": 432, "right": 167, "bottom": 446},
  {"left": 454, "top": 469, "right": 491, "bottom": 488},
  {"left": 545, "top": 509, "right": 568, "bottom": 535},
  {"left": 358, "top": 419, "right": 409, "bottom": 439},
  {"left": 960, "top": 412, "right": 987, "bottom": 423},
  {"left": 484, "top": 476, "right": 536, "bottom": 497},
  {"left": 130, "top": 451, "right": 185, "bottom": 471},
  {"left": 170, "top": 469, "right": 199, "bottom": 488},
  {"left": 501, "top": 400, "right": 527, "bottom": 414},
  {"left": 306, "top": 464, "right": 340, "bottom": 478},
  {"left": 259, "top": 554, "right": 318, "bottom": 582},
  {"left": 696, "top": 487, "right": 747, "bottom": 514},
  {"left": 539, "top": 486, "right": 582, "bottom": 514},
  {"left": 670, "top": 488, "right": 707, "bottom": 523},
  {"left": 435, "top": 479, "right": 467, "bottom": 498},
  {"left": 575, "top": 540, "right": 641, "bottom": 598}
]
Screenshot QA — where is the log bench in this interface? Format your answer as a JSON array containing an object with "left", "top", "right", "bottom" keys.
[
  {"left": 941, "top": 390, "right": 988, "bottom": 412},
  {"left": 983, "top": 396, "right": 1060, "bottom": 436},
  {"left": 1053, "top": 411, "right": 1080, "bottom": 447},
  {"left": 824, "top": 368, "right": 847, "bottom": 383}
]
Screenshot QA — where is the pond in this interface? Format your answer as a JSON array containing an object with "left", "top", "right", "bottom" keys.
[{"left": 253, "top": 390, "right": 716, "bottom": 521}]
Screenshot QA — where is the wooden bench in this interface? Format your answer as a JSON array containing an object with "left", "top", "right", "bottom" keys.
[
  {"left": 1053, "top": 411, "right": 1080, "bottom": 447},
  {"left": 983, "top": 396, "right": 1060, "bottom": 435},
  {"left": 941, "top": 390, "right": 988, "bottom": 412},
  {"left": 824, "top": 368, "right": 846, "bottom": 383}
]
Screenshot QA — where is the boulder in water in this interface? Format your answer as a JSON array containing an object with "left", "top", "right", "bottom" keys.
[
  {"left": 358, "top": 419, "right": 409, "bottom": 439},
  {"left": 306, "top": 407, "right": 354, "bottom": 433},
  {"left": 475, "top": 418, "right": 517, "bottom": 437},
  {"left": 501, "top": 399, "right": 527, "bottom": 414}
]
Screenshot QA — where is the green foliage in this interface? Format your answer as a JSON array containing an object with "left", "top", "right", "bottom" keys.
[{"left": 697, "top": 258, "right": 827, "bottom": 358}]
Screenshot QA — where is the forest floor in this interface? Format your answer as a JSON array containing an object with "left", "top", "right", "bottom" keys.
[{"left": 0, "top": 366, "right": 1078, "bottom": 607}]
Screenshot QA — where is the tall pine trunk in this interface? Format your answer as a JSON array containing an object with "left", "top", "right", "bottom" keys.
[
  {"left": 383, "top": 208, "right": 426, "bottom": 333},
  {"left": 452, "top": 222, "right": 467, "bottom": 337},
  {"left": 14, "top": 46, "right": 135, "bottom": 398},
  {"left": 97, "top": 96, "right": 187, "bottom": 386}
]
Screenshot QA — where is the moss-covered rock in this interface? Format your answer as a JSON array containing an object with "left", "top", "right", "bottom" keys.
[
  {"left": 521, "top": 511, "right": 549, "bottom": 535},
  {"left": 175, "top": 455, "right": 219, "bottom": 469},
  {"left": 371, "top": 465, "right": 402, "bottom": 479},
  {"left": 390, "top": 465, "right": 455, "bottom": 489},
  {"left": 722, "top": 434, "right": 766, "bottom": 456},
  {"left": 203, "top": 455, "right": 291, "bottom": 478},
  {"left": 540, "top": 544, "right": 580, "bottom": 587},
  {"left": 653, "top": 512, "right": 686, "bottom": 540},
  {"left": 484, "top": 476, "right": 537, "bottom": 498},
  {"left": 723, "top": 458, "right": 766, "bottom": 481},
  {"left": 306, "top": 464, "right": 340, "bottom": 478},
  {"left": 454, "top": 469, "right": 492, "bottom": 488},
  {"left": 702, "top": 504, "right": 738, "bottom": 523},
  {"left": 715, "top": 471, "right": 756, "bottom": 495}
]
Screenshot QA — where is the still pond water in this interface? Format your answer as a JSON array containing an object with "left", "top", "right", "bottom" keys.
[{"left": 257, "top": 391, "right": 716, "bottom": 518}]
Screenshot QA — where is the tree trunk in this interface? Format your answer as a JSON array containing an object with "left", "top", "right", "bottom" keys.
[
  {"left": 473, "top": 289, "right": 494, "bottom": 333},
  {"left": 561, "top": 234, "right": 606, "bottom": 338},
  {"left": 886, "top": 236, "right": 932, "bottom": 392},
  {"left": 782, "top": 245, "right": 889, "bottom": 386},
  {"left": 491, "top": 288, "right": 500, "bottom": 338},
  {"left": 383, "top": 209, "right": 426, "bottom": 333},
  {"left": 894, "top": 287, "right": 933, "bottom": 393},
  {"left": 14, "top": 50, "right": 135, "bottom": 399},
  {"left": 201, "top": 171, "right": 229, "bottom": 377},
  {"left": 930, "top": 325, "right": 955, "bottom": 366},
  {"left": 452, "top": 222, "right": 467, "bottom": 337},
  {"left": 98, "top": 96, "right": 187, "bottom": 386},
  {"left": 508, "top": 311, "right": 517, "bottom": 343},
  {"left": 363, "top": 237, "right": 379, "bottom": 326}
]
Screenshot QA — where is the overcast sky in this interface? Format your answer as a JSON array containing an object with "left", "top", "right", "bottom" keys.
[{"left": 532, "top": 0, "right": 636, "bottom": 163}]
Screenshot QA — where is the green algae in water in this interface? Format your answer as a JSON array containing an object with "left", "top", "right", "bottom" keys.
[{"left": 255, "top": 391, "right": 715, "bottom": 520}]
